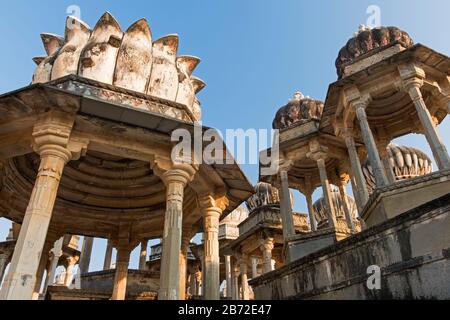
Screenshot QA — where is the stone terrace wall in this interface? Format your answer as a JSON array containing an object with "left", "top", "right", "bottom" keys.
[{"left": 249, "top": 193, "right": 450, "bottom": 299}]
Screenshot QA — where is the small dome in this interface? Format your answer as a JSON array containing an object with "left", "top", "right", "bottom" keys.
[
  {"left": 313, "top": 188, "right": 358, "bottom": 228},
  {"left": 363, "top": 144, "right": 433, "bottom": 193},
  {"left": 246, "top": 182, "right": 281, "bottom": 212},
  {"left": 336, "top": 26, "right": 414, "bottom": 79},
  {"left": 221, "top": 205, "right": 249, "bottom": 225},
  {"left": 272, "top": 92, "right": 324, "bottom": 130}
]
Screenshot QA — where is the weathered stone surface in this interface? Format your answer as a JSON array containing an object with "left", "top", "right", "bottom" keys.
[
  {"left": 31, "top": 12, "right": 207, "bottom": 121},
  {"left": 363, "top": 144, "right": 433, "bottom": 194},
  {"left": 336, "top": 26, "right": 414, "bottom": 78},
  {"left": 246, "top": 182, "right": 280, "bottom": 212},
  {"left": 250, "top": 194, "right": 450, "bottom": 300},
  {"left": 313, "top": 188, "right": 358, "bottom": 229},
  {"left": 273, "top": 93, "right": 324, "bottom": 130}
]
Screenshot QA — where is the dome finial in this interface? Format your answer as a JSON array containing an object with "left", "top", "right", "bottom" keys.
[
  {"left": 354, "top": 24, "right": 371, "bottom": 36},
  {"left": 291, "top": 91, "right": 304, "bottom": 102}
]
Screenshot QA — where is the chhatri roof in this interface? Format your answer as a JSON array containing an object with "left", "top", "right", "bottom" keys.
[
  {"left": 272, "top": 92, "right": 324, "bottom": 131},
  {"left": 32, "top": 12, "right": 205, "bottom": 121},
  {"left": 335, "top": 25, "right": 414, "bottom": 79}
]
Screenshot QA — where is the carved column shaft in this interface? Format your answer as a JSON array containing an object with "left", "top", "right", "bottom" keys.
[
  {"left": 103, "top": 240, "right": 113, "bottom": 271},
  {"left": 64, "top": 257, "right": 77, "bottom": 287},
  {"left": 337, "top": 181, "right": 355, "bottom": 231},
  {"left": 0, "top": 146, "right": 71, "bottom": 300},
  {"left": 261, "top": 238, "right": 274, "bottom": 274},
  {"left": 32, "top": 241, "right": 52, "bottom": 300},
  {"left": 202, "top": 206, "right": 221, "bottom": 300},
  {"left": 231, "top": 264, "right": 239, "bottom": 300},
  {"left": 179, "top": 230, "right": 191, "bottom": 300},
  {"left": 79, "top": 236, "right": 94, "bottom": 274},
  {"left": 139, "top": 240, "right": 148, "bottom": 271},
  {"left": 377, "top": 142, "right": 396, "bottom": 184},
  {"left": 355, "top": 106, "right": 389, "bottom": 187},
  {"left": 43, "top": 237, "right": 64, "bottom": 294},
  {"left": 316, "top": 158, "right": 337, "bottom": 229},
  {"left": 407, "top": 83, "right": 450, "bottom": 169},
  {"left": 224, "top": 255, "right": 232, "bottom": 298},
  {"left": 251, "top": 258, "right": 258, "bottom": 278},
  {"left": 0, "top": 254, "right": 9, "bottom": 284},
  {"left": 305, "top": 191, "right": 316, "bottom": 232},
  {"left": 279, "top": 170, "right": 295, "bottom": 240},
  {"left": 111, "top": 247, "right": 131, "bottom": 300},
  {"left": 158, "top": 168, "right": 192, "bottom": 300},
  {"left": 344, "top": 135, "right": 370, "bottom": 206},
  {"left": 240, "top": 257, "right": 250, "bottom": 300}
]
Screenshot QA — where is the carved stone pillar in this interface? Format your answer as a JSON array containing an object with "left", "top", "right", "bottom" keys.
[
  {"left": 64, "top": 256, "right": 77, "bottom": 287},
  {"left": 43, "top": 237, "right": 64, "bottom": 294},
  {"left": 0, "top": 254, "right": 9, "bottom": 284},
  {"left": 201, "top": 199, "right": 223, "bottom": 300},
  {"left": 79, "top": 236, "right": 94, "bottom": 274},
  {"left": 279, "top": 170, "right": 295, "bottom": 240},
  {"left": 0, "top": 143, "right": 73, "bottom": 299},
  {"left": 349, "top": 174, "right": 363, "bottom": 213},
  {"left": 354, "top": 101, "right": 389, "bottom": 188},
  {"left": 32, "top": 241, "right": 52, "bottom": 300},
  {"left": 401, "top": 70, "right": 450, "bottom": 169},
  {"left": 251, "top": 258, "right": 258, "bottom": 279},
  {"left": 304, "top": 190, "right": 316, "bottom": 232},
  {"left": 308, "top": 152, "right": 337, "bottom": 229},
  {"left": 337, "top": 179, "right": 356, "bottom": 231},
  {"left": 376, "top": 137, "right": 396, "bottom": 184},
  {"left": 260, "top": 238, "right": 274, "bottom": 274},
  {"left": 240, "top": 255, "right": 250, "bottom": 300},
  {"left": 139, "top": 240, "right": 148, "bottom": 271},
  {"left": 103, "top": 240, "right": 113, "bottom": 271},
  {"left": 231, "top": 263, "right": 239, "bottom": 300},
  {"left": 224, "top": 255, "right": 232, "bottom": 298},
  {"left": 157, "top": 164, "right": 195, "bottom": 300},
  {"left": 344, "top": 133, "right": 370, "bottom": 206},
  {"left": 179, "top": 229, "right": 191, "bottom": 300},
  {"left": 111, "top": 247, "right": 131, "bottom": 300}
]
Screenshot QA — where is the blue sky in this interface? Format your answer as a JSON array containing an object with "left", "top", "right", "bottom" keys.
[{"left": 0, "top": 0, "right": 449, "bottom": 273}]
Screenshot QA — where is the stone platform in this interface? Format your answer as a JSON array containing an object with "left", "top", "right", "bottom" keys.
[
  {"left": 362, "top": 169, "right": 450, "bottom": 227},
  {"left": 46, "top": 269, "right": 159, "bottom": 300},
  {"left": 249, "top": 193, "right": 450, "bottom": 299}
]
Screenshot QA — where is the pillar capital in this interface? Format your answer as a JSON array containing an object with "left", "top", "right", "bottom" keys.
[
  {"left": 198, "top": 193, "right": 229, "bottom": 214},
  {"left": 259, "top": 237, "right": 274, "bottom": 252},
  {"left": 398, "top": 63, "right": 425, "bottom": 91},
  {"left": 152, "top": 156, "right": 197, "bottom": 186}
]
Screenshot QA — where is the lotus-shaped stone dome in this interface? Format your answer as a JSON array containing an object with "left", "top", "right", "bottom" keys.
[
  {"left": 32, "top": 12, "right": 205, "bottom": 121},
  {"left": 272, "top": 92, "right": 324, "bottom": 130},
  {"left": 363, "top": 144, "right": 433, "bottom": 193},
  {"left": 313, "top": 188, "right": 358, "bottom": 229},
  {"left": 335, "top": 26, "right": 414, "bottom": 79},
  {"left": 246, "top": 182, "right": 281, "bottom": 212}
]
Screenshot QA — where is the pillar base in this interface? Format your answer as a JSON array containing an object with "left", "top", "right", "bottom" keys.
[{"left": 362, "top": 169, "right": 450, "bottom": 228}]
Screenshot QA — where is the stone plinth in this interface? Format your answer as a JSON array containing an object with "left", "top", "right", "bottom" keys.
[
  {"left": 249, "top": 194, "right": 450, "bottom": 300},
  {"left": 362, "top": 169, "right": 450, "bottom": 228}
]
